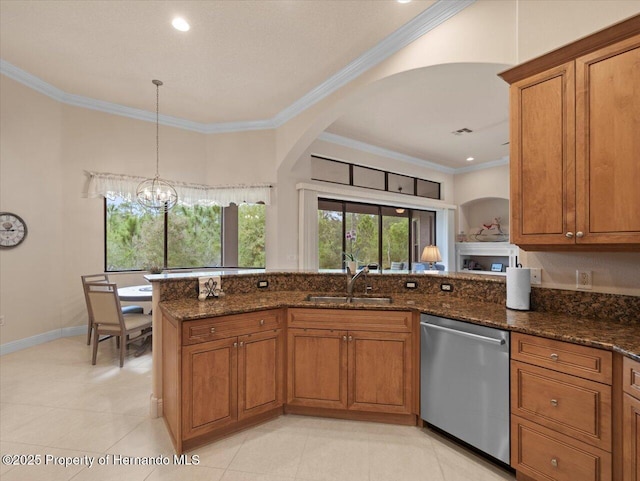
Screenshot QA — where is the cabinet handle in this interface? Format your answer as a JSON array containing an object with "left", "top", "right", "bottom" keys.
[
  {"left": 259, "top": 319, "right": 265, "bottom": 326},
  {"left": 233, "top": 342, "right": 238, "bottom": 348},
  {"left": 348, "top": 336, "right": 353, "bottom": 342},
  {"left": 576, "top": 231, "right": 584, "bottom": 238},
  {"left": 550, "top": 399, "right": 558, "bottom": 407},
  {"left": 565, "top": 232, "right": 574, "bottom": 238},
  {"left": 239, "top": 341, "right": 244, "bottom": 347},
  {"left": 551, "top": 458, "right": 558, "bottom": 468},
  {"left": 550, "top": 353, "right": 559, "bottom": 361},
  {"left": 210, "top": 327, "right": 216, "bottom": 334},
  {"left": 343, "top": 336, "right": 347, "bottom": 342}
]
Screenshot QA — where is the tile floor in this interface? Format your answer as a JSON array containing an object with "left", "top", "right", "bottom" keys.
[{"left": 0, "top": 335, "right": 516, "bottom": 481}]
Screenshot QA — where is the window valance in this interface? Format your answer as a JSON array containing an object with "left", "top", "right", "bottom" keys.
[{"left": 85, "top": 171, "right": 272, "bottom": 206}]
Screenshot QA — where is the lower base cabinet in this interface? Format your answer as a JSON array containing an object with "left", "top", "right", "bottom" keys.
[
  {"left": 623, "top": 357, "right": 640, "bottom": 481},
  {"left": 162, "top": 309, "right": 285, "bottom": 453},
  {"left": 510, "top": 333, "right": 613, "bottom": 481},
  {"left": 286, "top": 309, "right": 415, "bottom": 418}
]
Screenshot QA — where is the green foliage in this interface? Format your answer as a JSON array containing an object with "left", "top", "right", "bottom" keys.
[
  {"left": 318, "top": 209, "right": 343, "bottom": 269},
  {"left": 238, "top": 204, "right": 266, "bottom": 267},
  {"left": 317, "top": 204, "right": 411, "bottom": 270},
  {"left": 383, "top": 216, "right": 409, "bottom": 269},
  {"left": 168, "top": 204, "right": 222, "bottom": 268},
  {"left": 106, "top": 200, "right": 265, "bottom": 271}
]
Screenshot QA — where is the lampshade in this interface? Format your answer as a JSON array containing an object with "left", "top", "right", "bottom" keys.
[{"left": 421, "top": 245, "right": 441, "bottom": 270}]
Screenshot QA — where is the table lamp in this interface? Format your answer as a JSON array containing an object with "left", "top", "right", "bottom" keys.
[{"left": 421, "top": 245, "right": 442, "bottom": 270}]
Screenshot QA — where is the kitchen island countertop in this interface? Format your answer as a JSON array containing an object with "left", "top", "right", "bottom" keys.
[{"left": 160, "top": 290, "right": 640, "bottom": 362}]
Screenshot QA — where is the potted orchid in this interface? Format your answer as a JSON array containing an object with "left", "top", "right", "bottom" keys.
[{"left": 343, "top": 230, "right": 358, "bottom": 272}]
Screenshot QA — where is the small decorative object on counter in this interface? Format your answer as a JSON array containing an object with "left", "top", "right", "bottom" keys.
[{"left": 198, "top": 276, "right": 223, "bottom": 301}]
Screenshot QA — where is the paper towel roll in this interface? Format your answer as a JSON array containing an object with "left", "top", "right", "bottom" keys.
[{"left": 506, "top": 267, "right": 531, "bottom": 311}]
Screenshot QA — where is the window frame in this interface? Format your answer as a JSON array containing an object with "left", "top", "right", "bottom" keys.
[
  {"left": 317, "top": 197, "right": 436, "bottom": 270},
  {"left": 103, "top": 199, "right": 265, "bottom": 272}
]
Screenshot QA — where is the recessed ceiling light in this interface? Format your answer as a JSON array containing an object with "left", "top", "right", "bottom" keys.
[
  {"left": 466, "top": 157, "right": 474, "bottom": 162},
  {"left": 172, "top": 17, "right": 190, "bottom": 32},
  {"left": 397, "top": 0, "right": 412, "bottom": 3}
]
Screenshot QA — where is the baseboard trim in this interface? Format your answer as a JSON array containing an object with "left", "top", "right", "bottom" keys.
[{"left": 0, "top": 325, "right": 85, "bottom": 356}]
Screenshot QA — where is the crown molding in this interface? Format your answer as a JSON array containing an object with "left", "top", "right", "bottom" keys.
[
  {"left": 317, "top": 132, "right": 456, "bottom": 174},
  {"left": 453, "top": 156, "right": 510, "bottom": 174},
  {"left": 0, "top": 0, "right": 475, "bottom": 133},
  {"left": 272, "top": 0, "right": 476, "bottom": 126},
  {"left": 318, "top": 132, "right": 509, "bottom": 175}
]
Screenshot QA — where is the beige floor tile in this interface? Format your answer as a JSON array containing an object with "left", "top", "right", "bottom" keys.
[
  {"left": 53, "top": 411, "right": 145, "bottom": 452},
  {"left": 297, "top": 433, "right": 369, "bottom": 481},
  {"left": 191, "top": 430, "right": 249, "bottom": 469},
  {"left": 67, "top": 460, "right": 155, "bottom": 481},
  {"left": 228, "top": 429, "right": 307, "bottom": 477},
  {"left": 145, "top": 463, "right": 225, "bottom": 481},
  {"left": 105, "top": 418, "right": 175, "bottom": 457},
  {"left": 2, "top": 407, "right": 91, "bottom": 446},
  {"left": 0, "top": 403, "right": 55, "bottom": 440},
  {"left": 369, "top": 438, "right": 444, "bottom": 481},
  {"left": 222, "top": 470, "right": 296, "bottom": 481}
]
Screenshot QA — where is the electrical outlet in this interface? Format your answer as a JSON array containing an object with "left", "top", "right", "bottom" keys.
[
  {"left": 576, "top": 270, "right": 592, "bottom": 290},
  {"left": 440, "top": 283, "right": 453, "bottom": 292},
  {"left": 530, "top": 268, "right": 542, "bottom": 285}
]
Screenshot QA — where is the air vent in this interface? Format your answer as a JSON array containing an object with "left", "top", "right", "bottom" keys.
[{"left": 452, "top": 127, "right": 473, "bottom": 136}]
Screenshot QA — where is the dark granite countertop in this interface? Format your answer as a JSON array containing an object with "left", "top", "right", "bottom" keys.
[{"left": 160, "top": 291, "right": 640, "bottom": 362}]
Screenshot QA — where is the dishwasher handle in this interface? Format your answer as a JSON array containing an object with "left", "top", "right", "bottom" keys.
[{"left": 421, "top": 322, "right": 506, "bottom": 345}]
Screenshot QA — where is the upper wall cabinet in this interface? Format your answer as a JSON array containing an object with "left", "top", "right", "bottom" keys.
[{"left": 500, "top": 17, "right": 640, "bottom": 251}]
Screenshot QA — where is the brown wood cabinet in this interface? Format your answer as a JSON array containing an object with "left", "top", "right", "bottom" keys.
[
  {"left": 162, "top": 308, "right": 284, "bottom": 453},
  {"left": 287, "top": 328, "right": 348, "bottom": 410},
  {"left": 501, "top": 26, "right": 640, "bottom": 250},
  {"left": 623, "top": 357, "right": 640, "bottom": 481},
  {"left": 510, "top": 332, "right": 613, "bottom": 481},
  {"left": 286, "top": 309, "right": 415, "bottom": 421}
]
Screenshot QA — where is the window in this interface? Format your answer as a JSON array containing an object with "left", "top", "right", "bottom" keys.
[
  {"left": 311, "top": 156, "right": 441, "bottom": 200},
  {"left": 317, "top": 198, "right": 436, "bottom": 271},
  {"left": 105, "top": 199, "right": 265, "bottom": 271}
]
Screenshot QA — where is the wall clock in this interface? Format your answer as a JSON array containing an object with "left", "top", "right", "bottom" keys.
[{"left": 0, "top": 212, "right": 28, "bottom": 248}]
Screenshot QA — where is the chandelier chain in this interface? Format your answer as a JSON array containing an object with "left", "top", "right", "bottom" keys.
[{"left": 155, "top": 81, "right": 160, "bottom": 177}]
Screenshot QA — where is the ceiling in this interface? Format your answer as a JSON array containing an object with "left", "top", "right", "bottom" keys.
[
  {"left": 326, "top": 63, "right": 511, "bottom": 170},
  {"left": 0, "top": 0, "right": 510, "bottom": 170}
]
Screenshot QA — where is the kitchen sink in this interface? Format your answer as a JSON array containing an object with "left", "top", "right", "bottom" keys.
[{"left": 305, "top": 295, "right": 392, "bottom": 304}]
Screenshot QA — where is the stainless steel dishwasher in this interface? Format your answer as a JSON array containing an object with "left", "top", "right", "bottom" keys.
[{"left": 420, "top": 314, "right": 510, "bottom": 464}]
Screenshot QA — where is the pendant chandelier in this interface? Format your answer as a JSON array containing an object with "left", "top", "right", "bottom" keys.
[{"left": 136, "top": 79, "right": 178, "bottom": 213}]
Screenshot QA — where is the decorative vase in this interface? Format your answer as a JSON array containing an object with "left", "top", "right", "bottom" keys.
[{"left": 347, "top": 260, "right": 357, "bottom": 272}]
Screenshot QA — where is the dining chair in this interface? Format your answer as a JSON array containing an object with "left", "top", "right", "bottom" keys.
[
  {"left": 81, "top": 274, "right": 144, "bottom": 345},
  {"left": 85, "top": 282, "right": 152, "bottom": 367}
]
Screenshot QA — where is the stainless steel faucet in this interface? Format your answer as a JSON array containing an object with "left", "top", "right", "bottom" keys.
[{"left": 346, "top": 266, "right": 369, "bottom": 297}]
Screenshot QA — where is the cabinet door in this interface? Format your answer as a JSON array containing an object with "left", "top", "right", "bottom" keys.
[
  {"left": 576, "top": 35, "right": 640, "bottom": 245},
  {"left": 182, "top": 337, "right": 238, "bottom": 439},
  {"left": 624, "top": 393, "right": 640, "bottom": 481},
  {"left": 287, "top": 328, "right": 348, "bottom": 409},
  {"left": 348, "top": 331, "right": 412, "bottom": 414},
  {"left": 237, "top": 329, "right": 284, "bottom": 420},
  {"left": 510, "top": 62, "right": 576, "bottom": 247}
]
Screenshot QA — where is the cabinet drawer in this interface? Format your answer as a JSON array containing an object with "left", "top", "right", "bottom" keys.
[
  {"left": 623, "top": 356, "right": 640, "bottom": 399},
  {"left": 511, "top": 361, "right": 611, "bottom": 450},
  {"left": 512, "top": 332, "right": 612, "bottom": 384},
  {"left": 183, "top": 310, "right": 281, "bottom": 345},
  {"left": 512, "top": 415, "right": 611, "bottom": 481},
  {"left": 287, "top": 308, "right": 411, "bottom": 332}
]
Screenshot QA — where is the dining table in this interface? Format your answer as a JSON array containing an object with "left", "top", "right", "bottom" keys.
[
  {"left": 117, "top": 284, "right": 153, "bottom": 356},
  {"left": 117, "top": 284, "right": 153, "bottom": 302}
]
